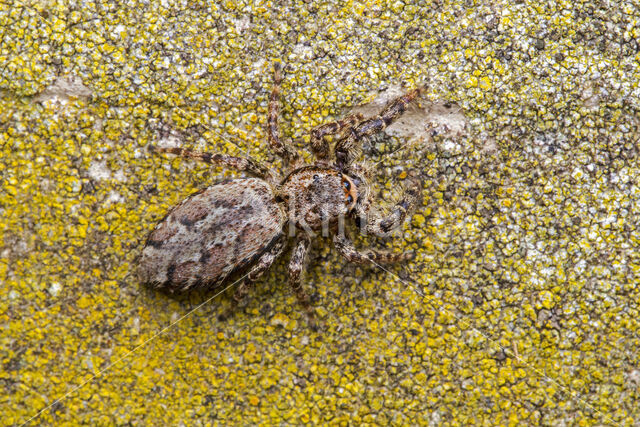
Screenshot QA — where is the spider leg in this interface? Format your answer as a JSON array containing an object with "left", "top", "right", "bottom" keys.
[
  {"left": 153, "top": 147, "right": 275, "bottom": 182},
  {"left": 310, "top": 113, "right": 364, "bottom": 159},
  {"left": 356, "top": 174, "right": 423, "bottom": 238},
  {"left": 268, "top": 62, "right": 299, "bottom": 165},
  {"left": 335, "top": 88, "right": 420, "bottom": 167},
  {"left": 333, "top": 233, "right": 413, "bottom": 264},
  {"left": 288, "top": 235, "right": 318, "bottom": 330},
  {"left": 218, "top": 238, "right": 287, "bottom": 321}
]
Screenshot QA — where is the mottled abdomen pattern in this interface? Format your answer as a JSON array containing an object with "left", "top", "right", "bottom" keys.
[{"left": 139, "top": 178, "right": 285, "bottom": 291}]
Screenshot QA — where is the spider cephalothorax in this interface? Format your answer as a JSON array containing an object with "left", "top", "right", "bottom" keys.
[
  {"left": 139, "top": 62, "right": 423, "bottom": 329},
  {"left": 279, "top": 166, "right": 358, "bottom": 230}
]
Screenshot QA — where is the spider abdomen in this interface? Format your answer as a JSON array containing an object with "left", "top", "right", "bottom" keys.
[{"left": 139, "top": 178, "right": 285, "bottom": 292}]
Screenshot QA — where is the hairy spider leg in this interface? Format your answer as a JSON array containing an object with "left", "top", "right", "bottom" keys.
[
  {"left": 218, "top": 238, "right": 287, "bottom": 321},
  {"left": 152, "top": 146, "right": 275, "bottom": 183},
  {"left": 268, "top": 62, "right": 299, "bottom": 165},
  {"left": 355, "top": 174, "right": 423, "bottom": 238},
  {"left": 333, "top": 233, "right": 413, "bottom": 264},
  {"left": 335, "top": 88, "right": 421, "bottom": 167},
  {"left": 288, "top": 235, "right": 318, "bottom": 330},
  {"left": 310, "top": 113, "right": 364, "bottom": 159}
]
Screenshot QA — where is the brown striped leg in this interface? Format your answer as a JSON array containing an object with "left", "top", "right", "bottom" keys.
[
  {"left": 268, "top": 62, "right": 299, "bottom": 164},
  {"left": 356, "top": 175, "right": 422, "bottom": 237},
  {"left": 218, "top": 239, "right": 286, "bottom": 321},
  {"left": 310, "top": 113, "right": 364, "bottom": 159},
  {"left": 152, "top": 146, "right": 272, "bottom": 180},
  {"left": 335, "top": 88, "right": 420, "bottom": 167},
  {"left": 333, "top": 234, "right": 413, "bottom": 264},
  {"left": 288, "top": 235, "right": 318, "bottom": 330}
]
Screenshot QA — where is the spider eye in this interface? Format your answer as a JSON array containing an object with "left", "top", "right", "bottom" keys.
[
  {"left": 343, "top": 180, "right": 351, "bottom": 190},
  {"left": 346, "top": 195, "right": 353, "bottom": 204}
]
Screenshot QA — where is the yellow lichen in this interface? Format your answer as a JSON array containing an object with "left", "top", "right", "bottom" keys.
[{"left": 1, "top": 0, "right": 639, "bottom": 425}]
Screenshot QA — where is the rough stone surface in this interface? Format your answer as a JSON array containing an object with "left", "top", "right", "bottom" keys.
[{"left": 1, "top": 0, "right": 639, "bottom": 425}]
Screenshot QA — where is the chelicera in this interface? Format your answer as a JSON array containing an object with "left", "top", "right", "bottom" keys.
[{"left": 138, "top": 62, "right": 423, "bottom": 329}]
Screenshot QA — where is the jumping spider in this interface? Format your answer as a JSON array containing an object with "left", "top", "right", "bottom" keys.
[{"left": 139, "top": 62, "right": 423, "bottom": 329}]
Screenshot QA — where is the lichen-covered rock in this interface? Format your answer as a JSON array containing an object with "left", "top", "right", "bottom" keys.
[{"left": 1, "top": 0, "right": 639, "bottom": 425}]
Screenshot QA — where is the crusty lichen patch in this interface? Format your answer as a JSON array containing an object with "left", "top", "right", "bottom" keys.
[{"left": 1, "top": 0, "right": 639, "bottom": 425}]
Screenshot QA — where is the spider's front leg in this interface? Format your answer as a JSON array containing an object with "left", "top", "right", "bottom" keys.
[
  {"left": 335, "top": 88, "right": 421, "bottom": 167},
  {"left": 152, "top": 147, "right": 276, "bottom": 184},
  {"left": 218, "top": 238, "right": 287, "bottom": 321},
  {"left": 288, "top": 235, "right": 319, "bottom": 330},
  {"left": 333, "top": 233, "right": 413, "bottom": 265},
  {"left": 310, "top": 113, "right": 364, "bottom": 159},
  {"left": 268, "top": 62, "right": 300, "bottom": 165},
  {"left": 356, "top": 174, "right": 423, "bottom": 238}
]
